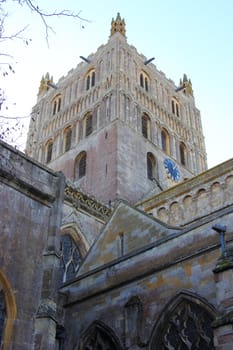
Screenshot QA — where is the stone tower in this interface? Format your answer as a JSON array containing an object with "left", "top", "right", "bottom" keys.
[{"left": 26, "top": 13, "right": 207, "bottom": 205}]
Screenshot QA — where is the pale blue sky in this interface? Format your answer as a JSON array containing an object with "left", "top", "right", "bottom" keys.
[{"left": 2, "top": 0, "right": 233, "bottom": 168}]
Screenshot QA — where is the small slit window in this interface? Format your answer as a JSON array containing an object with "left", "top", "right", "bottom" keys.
[
  {"left": 85, "top": 113, "right": 93, "bottom": 137},
  {"left": 180, "top": 142, "right": 187, "bottom": 166},
  {"left": 46, "top": 140, "right": 53, "bottom": 163},
  {"left": 147, "top": 152, "right": 156, "bottom": 180},
  {"left": 161, "top": 128, "right": 170, "bottom": 155},
  {"left": 141, "top": 113, "right": 150, "bottom": 139},
  {"left": 64, "top": 128, "right": 72, "bottom": 152}
]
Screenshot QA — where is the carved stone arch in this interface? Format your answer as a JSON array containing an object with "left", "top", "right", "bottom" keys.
[
  {"left": 149, "top": 290, "right": 216, "bottom": 350},
  {"left": 169, "top": 201, "right": 183, "bottom": 225},
  {"left": 60, "top": 224, "right": 89, "bottom": 258},
  {"left": 157, "top": 206, "right": 168, "bottom": 223},
  {"left": 224, "top": 175, "right": 233, "bottom": 204},
  {"left": 182, "top": 195, "right": 194, "bottom": 222},
  {"left": 77, "top": 320, "right": 123, "bottom": 350},
  {"left": 210, "top": 181, "right": 222, "bottom": 209},
  {"left": 0, "top": 270, "right": 17, "bottom": 350},
  {"left": 196, "top": 188, "right": 208, "bottom": 217}
]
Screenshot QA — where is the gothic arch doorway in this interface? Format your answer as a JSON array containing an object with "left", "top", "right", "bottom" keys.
[
  {"left": 78, "top": 321, "right": 123, "bottom": 350},
  {"left": 149, "top": 291, "right": 216, "bottom": 350}
]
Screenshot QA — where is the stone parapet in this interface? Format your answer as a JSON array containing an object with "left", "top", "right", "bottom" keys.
[{"left": 138, "top": 158, "right": 233, "bottom": 226}]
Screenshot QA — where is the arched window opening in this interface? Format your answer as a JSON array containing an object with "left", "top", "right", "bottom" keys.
[
  {"left": 171, "top": 98, "right": 180, "bottom": 117},
  {"left": 171, "top": 100, "right": 175, "bottom": 114},
  {"left": 86, "top": 113, "right": 93, "bottom": 137},
  {"left": 59, "top": 235, "right": 82, "bottom": 283},
  {"left": 75, "top": 152, "right": 87, "bottom": 180},
  {"left": 147, "top": 152, "right": 156, "bottom": 180},
  {"left": 142, "top": 114, "right": 150, "bottom": 139},
  {"left": 139, "top": 71, "right": 150, "bottom": 92},
  {"left": 161, "top": 129, "right": 170, "bottom": 155},
  {"left": 57, "top": 97, "right": 61, "bottom": 112},
  {"left": 140, "top": 73, "right": 144, "bottom": 88},
  {"left": 86, "top": 69, "right": 96, "bottom": 91},
  {"left": 86, "top": 75, "right": 90, "bottom": 90},
  {"left": 53, "top": 101, "right": 57, "bottom": 115},
  {"left": 145, "top": 77, "right": 148, "bottom": 92},
  {"left": 91, "top": 71, "right": 95, "bottom": 87},
  {"left": 180, "top": 142, "right": 187, "bottom": 166},
  {"left": 64, "top": 128, "right": 72, "bottom": 152},
  {"left": 52, "top": 95, "right": 62, "bottom": 115},
  {"left": 46, "top": 140, "right": 53, "bottom": 163},
  {"left": 0, "top": 290, "right": 6, "bottom": 346},
  {"left": 79, "top": 322, "right": 120, "bottom": 350},
  {"left": 151, "top": 294, "right": 215, "bottom": 350}
]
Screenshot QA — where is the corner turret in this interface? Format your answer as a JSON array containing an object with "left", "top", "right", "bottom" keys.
[
  {"left": 38, "top": 72, "right": 54, "bottom": 97},
  {"left": 110, "top": 13, "right": 126, "bottom": 37}
]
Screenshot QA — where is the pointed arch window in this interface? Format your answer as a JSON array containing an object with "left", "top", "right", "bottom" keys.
[
  {"left": 180, "top": 141, "right": 187, "bottom": 166},
  {"left": 140, "top": 73, "right": 144, "bottom": 88},
  {"left": 141, "top": 113, "right": 150, "bottom": 139},
  {"left": 139, "top": 71, "right": 150, "bottom": 92},
  {"left": 171, "top": 98, "right": 180, "bottom": 117},
  {"left": 64, "top": 127, "right": 72, "bottom": 152},
  {"left": 161, "top": 128, "right": 170, "bottom": 155},
  {"left": 46, "top": 140, "right": 53, "bottom": 163},
  {"left": 151, "top": 294, "right": 215, "bottom": 349},
  {"left": 147, "top": 152, "right": 156, "bottom": 180},
  {"left": 59, "top": 234, "right": 82, "bottom": 283},
  {"left": 85, "top": 113, "right": 93, "bottom": 137},
  {"left": 86, "top": 69, "right": 96, "bottom": 91},
  {"left": 75, "top": 151, "right": 87, "bottom": 180},
  {"left": 86, "top": 75, "right": 90, "bottom": 90},
  {"left": 52, "top": 95, "right": 62, "bottom": 115},
  {"left": 91, "top": 71, "right": 95, "bottom": 87},
  {"left": 79, "top": 322, "right": 120, "bottom": 350},
  {"left": 53, "top": 101, "right": 57, "bottom": 115},
  {"left": 57, "top": 97, "right": 61, "bottom": 112}
]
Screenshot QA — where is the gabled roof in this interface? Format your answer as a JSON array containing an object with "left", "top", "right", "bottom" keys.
[{"left": 77, "top": 200, "right": 181, "bottom": 275}]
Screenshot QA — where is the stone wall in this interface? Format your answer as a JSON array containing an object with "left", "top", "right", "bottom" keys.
[
  {"left": 138, "top": 158, "right": 233, "bottom": 226},
  {"left": 61, "top": 199, "right": 230, "bottom": 349},
  {"left": 0, "top": 140, "right": 65, "bottom": 350}
]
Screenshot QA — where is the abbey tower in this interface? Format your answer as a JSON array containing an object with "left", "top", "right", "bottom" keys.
[
  {"left": 26, "top": 13, "right": 207, "bottom": 205},
  {"left": 2, "top": 13, "right": 233, "bottom": 350}
]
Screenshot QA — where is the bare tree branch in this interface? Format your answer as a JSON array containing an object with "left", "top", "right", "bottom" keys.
[{"left": 0, "top": 0, "right": 89, "bottom": 145}]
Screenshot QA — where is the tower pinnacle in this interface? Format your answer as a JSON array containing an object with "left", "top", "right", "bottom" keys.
[{"left": 110, "top": 13, "right": 126, "bottom": 37}]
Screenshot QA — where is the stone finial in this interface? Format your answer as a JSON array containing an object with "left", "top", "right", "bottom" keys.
[
  {"left": 38, "top": 72, "right": 54, "bottom": 95},
  {"left": 181, "top": 73, "right": 193, "bottom": 97},
  {"left": 110, "top": 13, "right": 126, "bottom": 37}
]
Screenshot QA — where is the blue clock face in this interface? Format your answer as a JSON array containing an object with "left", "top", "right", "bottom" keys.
[{"left": 164, "top": 158, "right": 180, "bottom": 182}]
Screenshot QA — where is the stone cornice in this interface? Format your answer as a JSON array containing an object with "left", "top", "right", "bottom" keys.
[{"left": 64, "top": 183, "right": 112, "bottom": 221}]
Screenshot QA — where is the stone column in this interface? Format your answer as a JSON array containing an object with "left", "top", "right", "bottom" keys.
[
  {"left": 212, "top": 247, "right": 233, "bottom": 349},
  {"left": 34, "top": 172, "right": 65, "bottom": 350}
]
